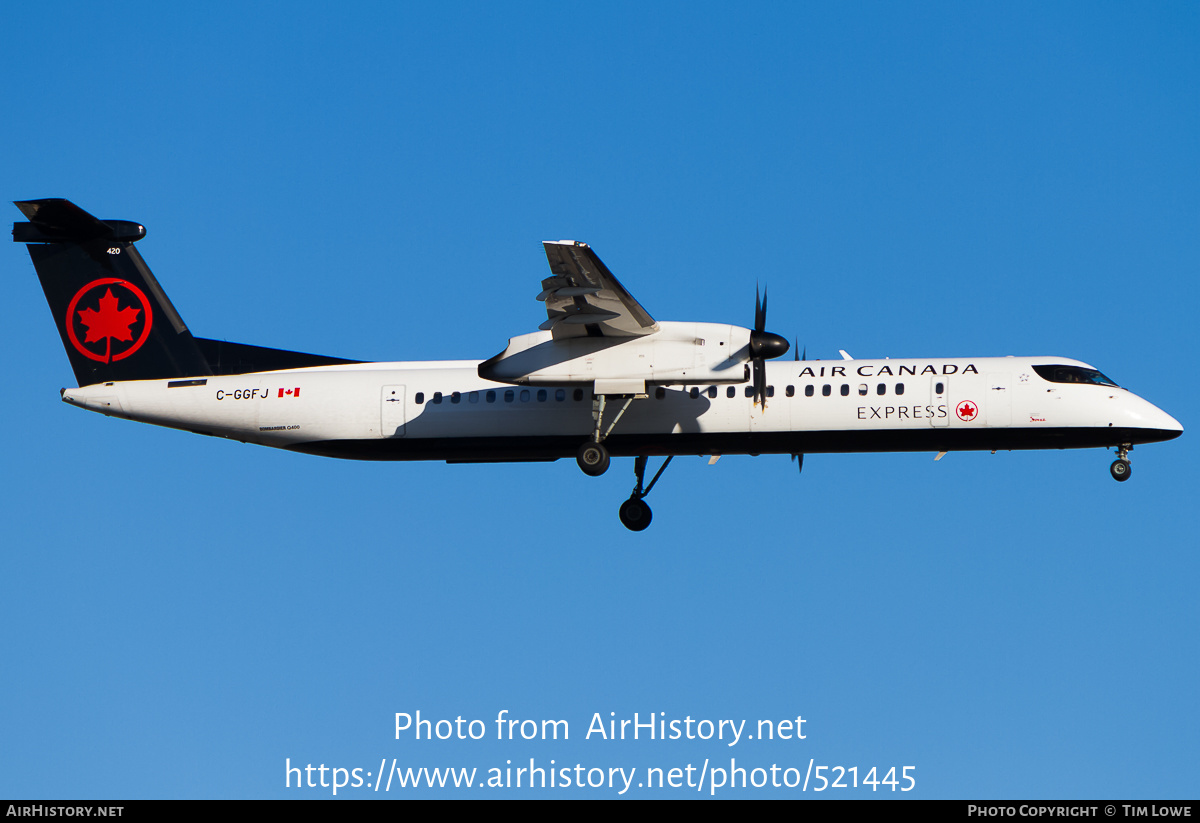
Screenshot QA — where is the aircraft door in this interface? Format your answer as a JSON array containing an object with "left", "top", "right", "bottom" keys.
[
  {"left": 381, "top": 385, "right": 407, "bottom": 437},
  {"left": 987, "top": 373, "right": 1011, "bottom": 426},
  {"left": 930, "top": 377, "right": 949, "bottom": 427}
]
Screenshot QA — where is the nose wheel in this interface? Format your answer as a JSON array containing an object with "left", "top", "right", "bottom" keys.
[{"left": 1110, "top": 444, "right": 1132, "bottom": 482}]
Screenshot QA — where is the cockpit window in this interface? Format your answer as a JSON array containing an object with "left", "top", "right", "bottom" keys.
[{"left": 1033, "top": 365, "right": 1119, "bottom": 388}]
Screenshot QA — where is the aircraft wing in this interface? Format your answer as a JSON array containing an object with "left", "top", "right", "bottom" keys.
[{"left": 538, "top": 241, "right": 659, "bottom": 339}]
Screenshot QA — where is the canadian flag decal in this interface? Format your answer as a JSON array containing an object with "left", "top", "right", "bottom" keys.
[{"left": 278, "top": 387, "right": 301, "bottom": 398}]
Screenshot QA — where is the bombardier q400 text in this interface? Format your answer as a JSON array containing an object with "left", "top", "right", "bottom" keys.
[{"left": 15, "top": 199, "right": 1183, "bottom": 530}]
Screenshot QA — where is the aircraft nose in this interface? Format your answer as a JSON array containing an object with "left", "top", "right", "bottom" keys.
[
  {"left": 1156, "top": 407, "right": 1184, "bottom": 436},
  {"left": 1128, "top": 395, "right": 1183, "bottom": 441}
]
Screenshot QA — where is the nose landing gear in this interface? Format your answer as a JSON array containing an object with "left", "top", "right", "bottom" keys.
[
  {"left": 619, "top": 455, "right": 673, "bottom": 531},
  {"left": 1110, "top": 444, "right": 1132, "bottom": 482}
]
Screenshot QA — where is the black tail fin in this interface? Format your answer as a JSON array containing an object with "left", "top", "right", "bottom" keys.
[{"left": 14, "top": 199, "right": 212, "bottom": 386}]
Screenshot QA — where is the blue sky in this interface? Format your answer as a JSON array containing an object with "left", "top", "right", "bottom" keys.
[{"left": 2, "top": 1, "right": 1197, "bottom": 798}]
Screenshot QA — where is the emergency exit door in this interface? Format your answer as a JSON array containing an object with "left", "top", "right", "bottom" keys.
[{"left": 381, "top": 385, "right": 406, "bottom": 437}]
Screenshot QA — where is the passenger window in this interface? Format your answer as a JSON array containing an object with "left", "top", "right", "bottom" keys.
[
  {"left": 936, "top": 382, "right": 944, "bottom": 394},
  {"left": 520, "top": 389, "right": 530, "bottom": 402},
  {"left": 708, "top": 386, "right": 718, "bottom": 398},
  {"left": 840, "top": 384, "right": 849, "bottom": 396},
  {"left": 486, "top": 390, "right": 496, "bottom": 403},
  {"left": 415, "top": 392, "right": 424, "bottom": 404},
  {"left": 804, "top": 385, "right": 814, "bottom": 397},
  {"left": 432, "top": 392, "right": 443, "bottom": 404},
  {"left": 555, "top": 389, "right": 565, "bottom": 401},
  {"left": 877, "top": 384, "right": 886, "bottom": 396},
  {"left": 767, "top": 385, "right": 775, "bottom": 397},
  {"left": 537, "top": 389, "right": 547, "bottom": 402},
  {"left": 822, "top": 384, "right": 831, "bottom": 397},
  {"left": 858, "top": 384, "right": 867, "bottom": 396},
  {"left": 504, "top": 390, "right": 514, "bottom": 403},
  {"left": 726, "top": 386, "right": 735, "bottom": 398},
  {"left": 655, "top": 387, "right": 666, "bottom": 400},
  {"left": 896, "top": 383, "right": 904, "bottom": 395},
  {"left": 451, "top": 391, "right": 461, "bottom": 404},
  {"left": 690, "top": 387, "right": 700, "bottom": 399},
  {"left": 573, "top": 389, "right": 584, "bottom": 402},
  {"left": 786, "top": 385, "right": 795, "bottom": 397},
  {"left": 745, "top": 386, "right": 755, "bottom": 398},
  {"left": 468, "top": 391, "right": 479, "bottom": 404}
]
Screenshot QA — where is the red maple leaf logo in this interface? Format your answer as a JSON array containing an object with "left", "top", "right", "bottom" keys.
[
  {"left": 957, "top": 401, "right": 977, "bottom": 421},
  {"left": 77, "top": 288, "right": 141, "bottom": 363}
]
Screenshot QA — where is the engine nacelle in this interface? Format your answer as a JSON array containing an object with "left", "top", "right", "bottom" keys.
[{"left": 478, "top": 321, "right": 752, "bottom": 388}]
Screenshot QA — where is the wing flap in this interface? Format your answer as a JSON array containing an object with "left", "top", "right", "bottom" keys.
[{"left": 540, "top": 241, "right": 658, "bottom": 338}]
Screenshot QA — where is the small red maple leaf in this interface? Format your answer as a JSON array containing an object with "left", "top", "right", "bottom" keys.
[
  {"left": 77, "top": 288, "right": 141, "bottom": 363},
  {"left": 959, "top": 402, "right": 977, "bottom": 419}
]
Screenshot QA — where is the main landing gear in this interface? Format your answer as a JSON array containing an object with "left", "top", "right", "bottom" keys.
[
  {"left": 617, "top": 455, "right": 673, "bottom": 531},
  {"left": 575, "top": 394, "right": 636, "bottom": 476},
  {"left": 1110, "top": 443, "right": 1132, "bottom": 482},
  {"left": 577, "top": 441, "right": 610, "bottom": 476},
  {"left": 570, "top": 392, "right": 670, "bottom": 531}
]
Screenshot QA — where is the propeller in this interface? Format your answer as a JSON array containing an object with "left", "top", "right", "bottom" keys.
[{"left": 749, "top": 284, "right": 789, "bottom": 408}]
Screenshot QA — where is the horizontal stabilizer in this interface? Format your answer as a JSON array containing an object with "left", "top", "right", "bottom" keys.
[{"left": 14, "top": 198, "right": 145, "bottom": 243}]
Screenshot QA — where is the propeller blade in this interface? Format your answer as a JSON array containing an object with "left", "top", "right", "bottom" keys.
[
  {"left": 749, "top": 284, "right": 785, "bottom": 409},
  {"left": 753, "top": 358, "right": 766, "bottom": 409}
]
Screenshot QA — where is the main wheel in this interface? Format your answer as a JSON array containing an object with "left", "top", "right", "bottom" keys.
[
  {"left": 1110, "top": 459, "right": 1131, "bottom": 482},
  {"left": 619, "top": 497, "right": 652, "bottom": 531},
  {"left": 576, "top": 441, "right": 610, "bottom": 476}
]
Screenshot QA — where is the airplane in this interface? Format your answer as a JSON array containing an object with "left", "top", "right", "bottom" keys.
[{"left": 14, "top": 198, "right": 1183, "bottom": 531}]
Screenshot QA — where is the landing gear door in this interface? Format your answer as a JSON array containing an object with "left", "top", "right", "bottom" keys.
[
  {"left": 381, "top": 385, "right": 406, "bottom": 437},
  {"left": 931, "top": 377, "right": 949, "bottom": 427}
]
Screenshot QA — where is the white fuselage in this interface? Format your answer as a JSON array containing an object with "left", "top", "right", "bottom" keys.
[{"left": 61, "top": 354, "right": 1182, "bottom": 462}]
